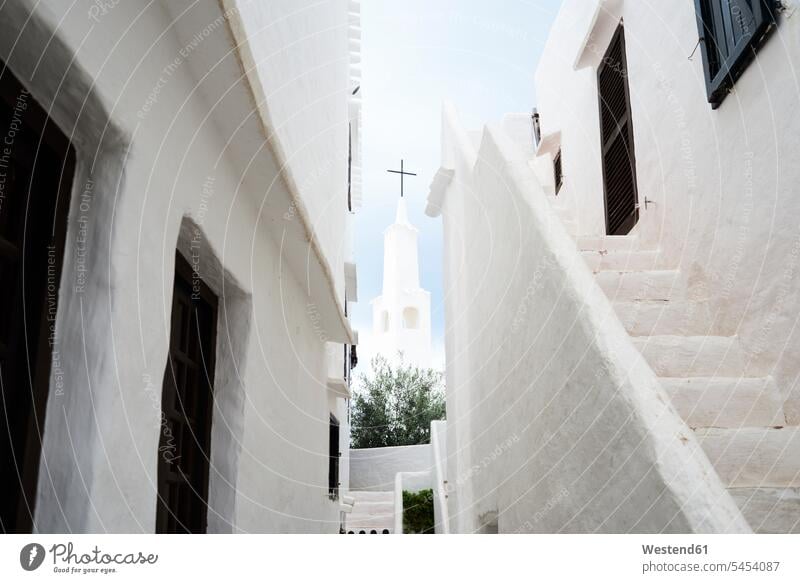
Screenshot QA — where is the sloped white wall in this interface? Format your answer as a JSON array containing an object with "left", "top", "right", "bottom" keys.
[{"left": 434, "top": 105, "right": 748, "bottom": 533}]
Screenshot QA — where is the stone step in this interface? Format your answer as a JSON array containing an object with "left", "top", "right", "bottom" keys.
[
  {"left": 577, "top": 235, "right": 645, "bottom": 252},
  {"left": 728, "top": 487, "right": 800, "bottom": 534},
  {"left": 582, "top": 249, "right": 662, "bottom": 272},
  {"left": 349, "top": 490, "right": 394, "bottom": 502},
  {"left": 631, "top": 335, "right": 762, "bottom": 377},
  {"left": 661, "top": 377, "right": 785, "bottom": 428},
  {"left": 595, "top": 270, "right": 682, "bottom": 301},
  {"left": 347, "top": 510, "right": 394, "bottom": 529},
  {"left": 551, "top": 201, "right": 573, "bottom": 216},
  {"left": 348, "top": 490, "right": 395, "bottom": 533},
  {"left": 695, "top": 427, "right": 800, "bottom": 488},
  {"left": 349, "top": 500, "right": 394, "bottom": 516},
  {"left": 348, "top": 515, "right": 394, "bottom": 528},
  {"left": 612, "top": 299, "right": 716, "bottom": 336},
  {"left": 346, "top": 520, "right": 394, "bottom": 533},
  {"left": 562, "top": 220, "right": 579, "bottom": 236}
]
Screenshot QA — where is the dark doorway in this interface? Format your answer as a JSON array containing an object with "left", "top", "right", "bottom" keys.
[
  {"left": 0, "top": 63, "right": 76, "bottom": 533},
  {"left": 156, "top": 252, "right": 218, "bottom": 533},
  {"left": 328, "top": 414, "right": 340, "bottom": 500},
  {"left": 598, "top": 24, "right": 639, "bottom": 236}
]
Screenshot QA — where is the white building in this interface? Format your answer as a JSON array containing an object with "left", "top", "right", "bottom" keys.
[
  {"left": 370, "top": 197, "right": 432, "bottom": 369},
  {"left": 429, "top": 0, "right": 800, "bottom": 533},
  {"left": 0, "top": 0, "right": 361, "bottom": 533}
]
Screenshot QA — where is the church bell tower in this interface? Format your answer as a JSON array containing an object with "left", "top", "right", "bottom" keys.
[{"left": 371, "top": 161, "right": 432, "bottom": 369}]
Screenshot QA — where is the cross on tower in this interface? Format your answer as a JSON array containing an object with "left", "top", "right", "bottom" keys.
[{"left": 387, "top": 159, "right": 417, "bottom": 198}]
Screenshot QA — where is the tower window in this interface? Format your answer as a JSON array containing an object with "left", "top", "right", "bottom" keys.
[
  {"left": 381, "top": 310, "right": 389, "bottom": 332},
  {"left": 403, "top": 307, "right": 419, "bottom": 329}
]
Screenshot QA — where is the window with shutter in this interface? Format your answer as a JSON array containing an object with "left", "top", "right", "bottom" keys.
[
  {"left": 347, "top": 122, "right": 352, "bottom": 212},
  {"left": 694, "top": 0, "right": 778, "bottom": 108},
  {"left": 598, "top": 24, "right": 639, "bottom": 236},
  {"left": 329, "top": 414, "right": 340, "bottom": 500},
  {"left": 553, "top": 149, "right": 563, "bottom": 195},
  {"left": 532, "top": 108, "right": 542, "bottom": 148}
]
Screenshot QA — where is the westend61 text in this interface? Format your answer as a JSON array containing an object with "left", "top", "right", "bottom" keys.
[{"left": 642, "top": 544, "right": 708, "bottom": 555}]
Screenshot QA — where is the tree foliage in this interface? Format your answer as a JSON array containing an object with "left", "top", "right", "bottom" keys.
[
  {"left": 350, "top": 356, "right": 445, "bottom": 449},
  {"left": 402, "top": 489, "right": 435, "bottom": 534}
]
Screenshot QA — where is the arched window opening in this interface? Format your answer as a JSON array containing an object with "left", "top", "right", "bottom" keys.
[
  {"left": 381, "top": 310, "right": 390, "bottom": 332},
  {"left": 403, "top": 307, "right": 419, "bottom": 329}
]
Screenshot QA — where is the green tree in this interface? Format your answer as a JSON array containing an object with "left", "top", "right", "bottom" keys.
[{"left": 350, "top": 355, "right": 445, "bottom": 449}]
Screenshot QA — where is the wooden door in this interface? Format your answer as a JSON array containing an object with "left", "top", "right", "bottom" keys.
[
  {"left": 0, "top": 63, "right": 75, "bottom": 533},
  {"left": 328, "top": 414, "right": 340, "bottom": 500},
  {"left": 156, "top": 252, "right": 217, "bottom": 533}
]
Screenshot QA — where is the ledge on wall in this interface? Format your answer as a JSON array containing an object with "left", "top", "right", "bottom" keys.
[
  {"left": 535, "top": 130, "right": 561, "bottom": 157},
  {"left": 573, "top": 0, "right": 624, "bottom": 71},
  {"left": 325, "top": 336, "right": 354, "bottom": 399},
  {"left": 327, "top": 376, "right": 351, "bottom": 399},
  {"left": 345, "top": 262, "right": 358, "bottom": 302}
]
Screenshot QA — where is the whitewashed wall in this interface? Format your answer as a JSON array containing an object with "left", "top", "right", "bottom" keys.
[
  {"left": 431, "top": 104, "right": 748, "bottom": 533},
  {"left": 534, "top": 0, "right": 800, "bottom": 423},
  {"left": 0, "top": 0, "right": 355, "bottom": 533},
  {"left": 232, "top": 0, "right": 353, "bottom": 306},
  {"left": 350, "top": 445, "right": 432, "bottom": 491},
  {"left": 430, "top": 420, "right": 449, "bottom": 533}
]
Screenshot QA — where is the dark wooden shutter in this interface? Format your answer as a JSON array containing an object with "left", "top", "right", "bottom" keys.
[
  {"left": 0, "top": 62, "right": 75, "bottom": 533},
  {"left": 553, "top": 149, "right": 563, "bottom": 194},
  {"left": 328, "top": 414, "right": 340, "bottom": 500},
  {"left": 694, "top": 0, "right": 778, "bottom": 108},
  {"left": 598, "top": 24, "right": 639, "bottom": 236},
  {"left": 156, "top": 252, "right": 217, "bottom": 533},
  {"left": 347, "top": 122, "right": 352, "bottom": 212}
]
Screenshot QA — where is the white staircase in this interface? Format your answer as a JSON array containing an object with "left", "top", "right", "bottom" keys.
[
  {"left": 578, "top": 235, "right": 800, "bottom": 533},
  {"left": 345, "top": 491, "right": 394, "bottom": 534}
]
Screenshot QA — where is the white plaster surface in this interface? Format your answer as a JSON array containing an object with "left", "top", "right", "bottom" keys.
[
  {"left": 350, "top": 444, "right": 432, "bottom": 492},
  {"left": 430, "top": 420, "right": 449, "bottom": 533},
  {"left": 0, "top": 0, "right": 358, "bottom": 533}
]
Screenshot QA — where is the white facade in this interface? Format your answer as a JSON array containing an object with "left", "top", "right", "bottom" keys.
[
  {"left": 371, "top": 198, "right": 432, "bottom": 369},
  {"left": 0, "top": 0, "right": 360, "bottom": 533},
  {"left": 430, "top": 1, "right": 800, "bottom": 533}
]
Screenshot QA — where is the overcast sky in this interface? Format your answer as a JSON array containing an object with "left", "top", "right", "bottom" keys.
[{"left": 352, "top": 0, "right": 563, "bottom": 370}]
